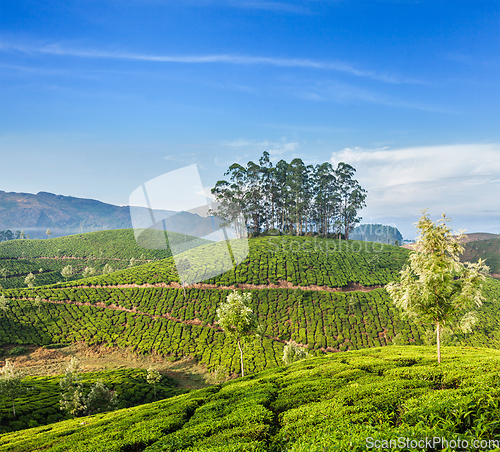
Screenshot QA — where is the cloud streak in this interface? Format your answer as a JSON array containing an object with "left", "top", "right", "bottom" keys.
[{"left": 1, "top": 41, "right": 421, "bottom": 84}]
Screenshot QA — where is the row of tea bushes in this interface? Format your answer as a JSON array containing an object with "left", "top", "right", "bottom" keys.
[{"left": 1, "top": 347, "right": 499, "bottom": 451}]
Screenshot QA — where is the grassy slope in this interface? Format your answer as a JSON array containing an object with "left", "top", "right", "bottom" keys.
[{"left": 1, "top": 346, "right": 499, "bottom": 452}]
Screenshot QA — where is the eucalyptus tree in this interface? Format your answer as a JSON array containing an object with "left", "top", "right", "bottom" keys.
[
  {"left": 258, "top": 151, "right": 277, "bottom": 231},
  {"left": 245, "top": 160, "right": 265, "bottom": 234},
  {"left": 287, "top": 158, "right": 313, "bottom": 235},
  {"left": 212, "top": 163, "right": 249, "bottom": 232},
  {"left": 313, "top": 162, "right": 339, "bottom": 235},
  {"left": 274, "top": 159, "right": 292, "bottom": 233},
  {"left": 336, "top": 162, "right": 367, "bottom": 240},
  {"left": 211, "top": 152, "right": 367, "bottom": 237}
]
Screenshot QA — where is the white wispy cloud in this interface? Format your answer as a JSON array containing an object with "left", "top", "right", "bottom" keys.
[
  {"left": 330, "top": 144, "right": 500, "bottom": 233},
  {"left": 0, "top": 41, "right": 421, "bottom": 84},
  {"left": 293, "top": 79, "right": 448, "bottom": 112}
]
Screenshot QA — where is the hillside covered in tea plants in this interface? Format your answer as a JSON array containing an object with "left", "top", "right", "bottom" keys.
[
  {"left": 0, "top": 367, "right": 186, "bottom": 433},
  {"left": 0, "top": 229, "right": 206, "bottom": 289},
  {"left": 1, "top": 232, "right": 500, "bottom": 376},
  {"left": 1, "top": 346, "right": 499, "bottom": 452},
  {"left": 53, "top": 235, "right": 411, "bottom": 288}
]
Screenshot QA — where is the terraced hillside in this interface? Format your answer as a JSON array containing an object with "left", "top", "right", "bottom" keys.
[
  {"left": 0, "top": 229, "right": 205, "bottom": 289},
  {"left": 2, "top": 234, "right": 500, "bottom": 375},
  {"left": 55, "top": 236, "right": 410, "bottom": 288},
  {"left": 1, "top": 346, "right": 499, "bottom": 452}
]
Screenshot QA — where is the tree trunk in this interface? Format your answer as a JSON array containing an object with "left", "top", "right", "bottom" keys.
[
  {"left": 436, "top": 322, "right": 441, "bottom": 364},
  {"left": 12, "top": 399, "right": 16, "bottom": 418},
  {"left": 237, "top": 339, "right": 244, "bottom": 377}
]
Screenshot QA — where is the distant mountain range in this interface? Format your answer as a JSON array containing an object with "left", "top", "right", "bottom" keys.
[{"left": 0, "top": 190, "right": 219, "bottom": 239}]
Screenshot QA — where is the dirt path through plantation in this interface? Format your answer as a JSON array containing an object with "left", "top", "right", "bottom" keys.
[{"left": 69, "top": 280, "right": 384, "bottom": 293}]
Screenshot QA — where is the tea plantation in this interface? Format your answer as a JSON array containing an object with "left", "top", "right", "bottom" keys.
[
  {"left": 0, "top": 347, "right": 499, "bottom": 452},
  {"left": 0, "top": 229, "right": 206, "bottom": 289},
  {"left": 3, "top": 276, "right": 500, "bottom": 374},
  {"left": 1, "top": 232, "right": 500, "bottom": 450},
  {"left": 0, "top": 368, "right": 186, "bottom": 433},
  {"left": 53, "top": 235, "right": 410, "bottom": 288}
]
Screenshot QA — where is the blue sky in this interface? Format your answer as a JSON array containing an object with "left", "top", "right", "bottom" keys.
[{"left": 0, "top": 0, "right": 499, "bottom": 238}]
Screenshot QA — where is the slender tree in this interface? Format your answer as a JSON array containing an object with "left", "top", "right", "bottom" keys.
[
  {"left": 0, "top": 294, "right": 10, "bottom": 316},
  {"left": 34, "top": 295, "right": 42, "bottom": 312},
  {"left": 146, "top": 367, "right": 162, "bottom": 400},
  {"left": 84, "top": 381, "right": 117, "bottom": 415},
  {"left": 175, "top": 257, "right": 191, "bottom": 298},
  {"left": 336, "top": 162, "right": 367, "bottom": 240},
  {"left": 46, "top": 229, "right": 52, "bottom": 239},
  {"left": 82, "top": 267, "right": 96, "bottom": 278},
  {"left": 61, "top": 265, "right": 73, "bottom": 282},
  {"left": 282, "top": 340, "right": 309, "bottom": 365},
  {"left": 216, "top": 291, "right": 258, "bottom": 377},
  {"left": 0, "top": 360, "right": 27, "bottom": 417},
  {"left": 102, "top": 263, "right": 113, "bottom": 275},
  {"left": 24, "top": 272, "right": 36, "bottom": 291},
  {"left": 386, "top": 211, "right": 489, "bottom": 363},
  {"left": 59, "top": 357, "right": 85, "bottom": 417}
]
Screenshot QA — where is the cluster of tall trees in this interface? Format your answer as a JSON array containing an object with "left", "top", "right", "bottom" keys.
[
  {"left": 211, "top": 151, "right": 367, "bottom": 239},
  {"left": 0, "top": 230, "right": 24, "bottom": 242}
]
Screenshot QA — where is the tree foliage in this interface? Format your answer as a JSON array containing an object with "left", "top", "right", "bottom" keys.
[
  {"left": 0, "top": 360, "right": 27, "bottom": 417},
  {"left": 282, "top": 340, "right": 308, "bottom": 365},
  {"left": 84, "top": 380, "right": 118, "bottom": 416},
  {"left": 211, "top": 151, "right": 367, "bottom": 238},
  {"left": 216, "top": 291, "right": 258, "bottom": 377},
  {"left": 24, "top": 272, "right": 35, "bottom": 290},
  {"left": 59, "top": 357, "right": 86, "bottom": 417},
  {"left": 387, "top": 211, "right": 489, "bottom": 363},
  {"left": 146, "top": 367, "right": 162, "bottom": 400},
  {"left": 61, "top": 265, "right": 74, "bottom": 282}
]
